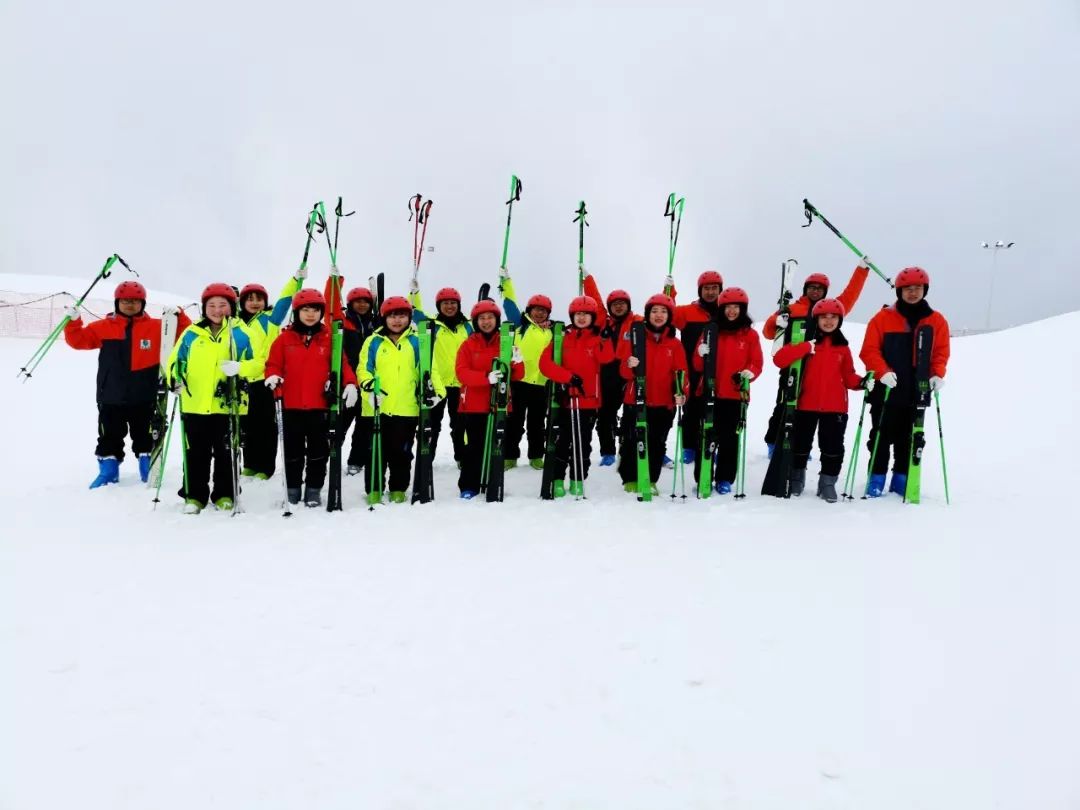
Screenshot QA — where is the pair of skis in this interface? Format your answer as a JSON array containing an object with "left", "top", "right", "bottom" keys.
[{"left": 762, "top": 260, "right": 805, "bottom": 498}]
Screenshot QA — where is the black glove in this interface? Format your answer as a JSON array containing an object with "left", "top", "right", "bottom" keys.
[
  {"left": 802, "top": 319, "right": 817, "bottom": 343},
  {"left": 600, "top": 325, "right": 613, "bottom": 340},
  {"left": 569, "top": 374, "right": 584, "bottom": 391}
]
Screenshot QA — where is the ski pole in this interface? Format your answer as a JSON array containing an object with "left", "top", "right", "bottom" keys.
[
  {"left": 18, "top": 254, "right": 137, "bottom": 380},
  {"left": 152, "top": 393, "right": 180, "bottom": 510},
  {"left": 410, "top": 194, "right": 434, "bottom": 282},
  {"left": 671, "top": 370, "right": 687, "bottom": 500},
  {"left": 934, "top": 391, "right": 951, "bottom": 505},
  {"left": 368, "top": 383, "right": 384, "bottom": 510},
  {"left": 499, "top": 175, "right": 523, "bottom": 275},
  {"left": 842, "top": 373, "right": 874, "bottom": 501},
  {"left": 802, "top": 199, "right": 893, "bottom": 288},
  {"left": 225, "top": 323, "right": 243, "bottom": 516},
  {"left": 734, "top": 378, "right": 749, "bottom": 499},
  {"left": 663, "top": 193, "right": 685, "bottom": 297},
  {"left": 573, "top": 200, "right": 588, "bottom": 295},
  {"left": 275, "top": 395, "right": 292, "bottom": 517},
  {"left": 863, "top": 387, "right": 891, "bottom": 498},
  {"left": 569, "top": 395, "right": 586, "bottom": 499}
]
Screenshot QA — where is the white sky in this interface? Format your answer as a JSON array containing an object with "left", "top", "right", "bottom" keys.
[{"left": 2, "top": 0, "right": 1078, "bottom": 329}]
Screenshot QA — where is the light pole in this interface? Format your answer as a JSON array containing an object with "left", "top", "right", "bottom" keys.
[{"left": 981, "top": 240, "right": 1015, "bottom": 330}]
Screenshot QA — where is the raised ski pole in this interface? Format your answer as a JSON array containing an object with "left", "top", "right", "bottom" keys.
[
  {"left": 409, "top": 193, "right": 434, "bottom": 282},
  {"left": 299, "top": 204, "right": 323, "bottom": 277},
  {"left": 934, "top": 391, "right": 951, "bottom": 505},
  {"left": 802, "top": 199, "right": 894, "bottom": 288},
  {"left": 573, "top": 200, "right": 588, "bottom": 294},
  {"left": 151, "top": 393, "right": 180, "bottom": 509},
  {"left": 663, "top": 193, "right": 685, "bottom": 297},
  {"left": 734, "top": 377, "right": 750, "bottom": 499},
  {"left": 843, "top": 372, "right": 874, "bottom": 501},
  {"left": 320, "top": 197, "right": 354, "bottom": 513},
  {"left": 863, "top": 387, "right": 892, "bottom": 498},
  {"left": 18, "top": 253, "right": 138, "bottom": 380},
  {"left": 499, "top": 175, "right": 523, "bottom": 277}
]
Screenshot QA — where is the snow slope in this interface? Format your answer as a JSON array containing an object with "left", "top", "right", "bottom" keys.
[{"left": 2, "top": 308, "right": 1079, "bottom": 809}]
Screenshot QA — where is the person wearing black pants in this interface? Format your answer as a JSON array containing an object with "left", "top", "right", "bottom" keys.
[
  {"left": 97, "top": 404, "right": 153, "bottom": 461},
  {"left": 457, "top": 412, "right": 490, "bottom": 495},
  {"left": 503, "top": 380, "right": 547, "bottom": 463},
  {"left": 178, "top": 414, "right": 234, "bottom": 506},
  {"left": 241, "top": 382, "right": 278, "bottom": 477},
  {"left": 618, "top": 406, "right": 676, "bottom": 487},
  {"left": 429, "top": 386, "right": 465, "bottom": 464},
  {"left": 339, "top": 399, "right": 371, "bottom": 472},
  {"left": 365, "top": 415, "right": 418, "bottom": 498},
  {"left": 282, "top": 409, "right": 329, "bottom": 494},
  {"left": 694, "top": 399, "right": 743, "bottom": 487},
  {"left": 865, "top": 401, "right": 916, "bottom": 476},
  {"left": 792, "top": 411, "right": 848, "bottom": 477},
  {"left": 596, "top": 368, "right": 624, "bottom": 459},
  {"left": 558, "top": 407, "right": 598, "bottom": 484}
]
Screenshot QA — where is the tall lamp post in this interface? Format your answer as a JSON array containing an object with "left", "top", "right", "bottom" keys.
[{"left": 982, "top": 240, "right": 1015, "bottom": 330}]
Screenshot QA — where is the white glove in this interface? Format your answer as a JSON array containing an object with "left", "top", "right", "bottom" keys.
[
  {"left": 663, "top": 274, "right": 675, "bottom": 290},
  {"left": 367, "top": 391, "right": 383, "bottom": 409},
  {"left": 929, "top": 376, "right": 945, "bottom": 392},
  {"left": 220, "top": 360, "right": 241, "bottom": 377},
  {"left": 880, "top": 371, "right": 898, "bottom": 389},
  {"left": 862, "top": 375, "right": 875, "bottom": 392},
  {"left": 738, "top": 369, "right": 754, "bottom": 380},
  {"left": 295, "top": 265, "right": 308, "bottom": 280},
  {"left": 264, "top": 375, "right": 283, "bottom": 390},
  {"left": 511, "top": 345, "right": 523, "bottom": 364},
  {"left": 697, "top": 342, "right": 710, "bottom": 357},
  {"left": 63, "top": 305, "right": 81, "bottom": 320},
  {"left": 408, "top": 277, "right": 420, "bottom": 295},
  {"left": 858, "top": 254, "right": 870, "bottom": 269},
  {"left": 626, "top": 355, "right": 639, "bottom": 369},
  {"left": 498, "top": 266, "right": 509, "bottom": 280},
  {"left": 775, "top": 313, "right": 789, "bottom": 331},
  {"left": 342, "top": 383, "right": 359, "bottom": 408},
  {"left": 487, "top": 370, "right": 504, "bottom": 384}
]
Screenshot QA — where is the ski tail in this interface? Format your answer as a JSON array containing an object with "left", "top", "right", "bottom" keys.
[
  {"left": 148, "top": 306, "right": 181, "bottom": 488},
  {"left": 904, "top": 324, "right": 934, "bottom": 504}
]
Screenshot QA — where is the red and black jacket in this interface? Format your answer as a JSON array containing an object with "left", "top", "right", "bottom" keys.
[
  {"left": 537, "top": 325, "right": 616, "bottom": 409},
  {"left": 859, "top": 302, "right": 950, "bottom": 406},
  {"left": 265, "top": 323, "right": 357, "bottom": 410}
]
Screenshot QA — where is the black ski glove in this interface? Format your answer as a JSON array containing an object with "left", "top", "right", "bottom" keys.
[{"left": 569, "top": 374, "right": 584, "bottom": 391}]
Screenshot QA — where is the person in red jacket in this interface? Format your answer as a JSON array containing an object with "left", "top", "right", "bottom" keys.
[
  {"left": 63, "top": 280, "right": 191, "bottom": 488},
  {"left": 537, "top": 295, "right": 616, "bottom": 496},
  {"left": 773, "top": 298, "right": 872, "bottom": 502},
  {"left": 616, "top": 293, "right": 689, "bottom": 494},
  {"left": 454, "top": 300, "right": 525, "bottom": 499},
  {"left": 858, "top": 267, "right": 951, "bottom": 497},
  {"left": 264, "top": 289, "right": 358, "bottom": 507},
  {"left": 691, "top": 287, "right": 763, "bottom": 494}
]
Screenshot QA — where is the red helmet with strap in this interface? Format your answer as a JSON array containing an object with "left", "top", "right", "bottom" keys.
[
  {"left": 606, "top": 289, "right": 631, "bottom": 308},
  {"left": 568, "top": 295, "right": 599, "bottom": 318},
  {"left": 811, "top": 298, "right": 845, "bottom": 317},
  {"left": 113, "top": 280, "right": 147, "bottom": 301},
  {"left": 470, "top": 299, "right": 501, "bottom": 328},
  {"left": 239, "top": 283, "right": 268, "bottom": 302},
  {"left": 291, "top": 288, "right": 326, "bottom": 310},
  {"left": 895, "top": 266, "right": 930, "bottom": 289},
  {"left": 201, "top": 283, "right": 237, "bottom": 304},
  {"left": 696, "top": 270, "right": 723, "bottom": 291},
  {"left": 645, "top": 293, "right": 675, "bottom": 319},
  {"left": 346, "top": 286, "right": 373, "bottom": 304},
  {"left": 527, "top": 294, "right": 553, "bottom": 312},
  {"left": 718, "top": 287, "right": 749, "bottom": 305},
  {"left": 380, "top": 296, "right": 413, "bottom": 317},
  {"left": 435, "top": 287, "right": 462, "bottom": 305}
]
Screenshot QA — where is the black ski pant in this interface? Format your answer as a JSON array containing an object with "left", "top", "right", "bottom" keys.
[
  {"left": 338, "top": 402, "right": 371, "bottom": 469},
  {"left": 178, "top": 413, "right": 235, "bottom": 505},
  {"left": 554, "top": 406, "right": 598, "bottom": 481},
  {"left": 867, "top": 400, "right": 917, "bottom": 476},
  {"left": 504, "top": 381, "right": 547, "bottom": 461},
  {"left": 792, "top": 410, "right": 848, "bottom": 476},
  {"left": 595, "top": 371, "right": 625, "bottom": 457},
  {"left": 364, "top": 415, "right": 417, "bottom": 494},
  {"left": 764, "top": 375, "right": 786, "bottom": 446},
  {"left": 680, "top": 371, "right": 703, "bottom": 457},
  {"left": 618, "top": 405, "right": 676, "bottom": 485},
  {"left": 693, "top": 398, "right": 743, "bottom": 486},
  {"left": 95, "top": 402, "right": 154, "bottom": 461},
  {"left": 458, "top": 412, "right": 490, "bottom": 494},
  {"left": 430, "top": 386, "right": 465, "bottom": 463},
  {"left": 282, "top": 409, "right": 329, "bottom": 491},
  {"left": 240, "top": 382, "right": 277, "bottom": 476}
]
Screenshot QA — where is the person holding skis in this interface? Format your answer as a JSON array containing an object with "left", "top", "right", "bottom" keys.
[
  {"left": 762, "top": 258, "right": 871, "bottom": 456},
  {"left": 357, "top": 296, "right": 445, "bottom": 505},
  {"left": 772, "top": 298, "right": 873, "bottom": 502},
  {"left": 336, "top": 285, "right": 379, "bottom": 477},
  {"left": 264, "top": 289, "right": 359, "bottom": 507},
  {"left": 537, "top": 295, "right": 616, "bottom": 496},
  {"left": 167, "top": 284, "right": 260, "bottom": 513},
  {"left": 498, "top": 272, "right": 553, "bottom": 469},
  {"left": 63, "top": 280, "right": 191, "bottom": 488},
  {"left": 691, "top": 287, "right": 763, "bottom": 494},
  {"left": 616, "top": 293, "right": 689, "bottom": 495},
  {"left": 858, "top": 267, "right": 951, "bottom": 497},
  {"left": 408, "top": 281, "right": 471, "bottom": 467},
  {"left": 455, "top": 299, "right": 525, "bottom": 499}
]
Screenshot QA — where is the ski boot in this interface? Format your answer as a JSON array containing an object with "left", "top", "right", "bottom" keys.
[
  {"left": 766, "top": 442, "right": 775, "bottom": 459},
  {"left": 460, "top": 490, "right": 477, "bottom": 500},
  {"left": 715, "top": 480, "right": 732, "bottom": 495},
  {"left": 366, "top": 490, "right": 383, "bottom": 506},
  {"left": 242, "top": 467, "right": 257, "bottom": 477},
  {"left": 389, "top": 491, "right": 407, "bottom": 504},
  {"left": 889, "top": 473, "right": 908, "bottom": 496},
  {"left": 287, "top": 487, "right": 302, "bottom": 505},
  {"left": 504, "top": 459, "right": 518, "bottom": 470},
  {"left": 137, "top": 453, "right": 152, "bottom": 483},
  {"left": 817, "top": 474, "right": 839, "bottom": 503},
  {"left": 650, "top": 483, "right": 660, "bottom": 496},
  {"left": 865, "top": 474, "right": 886, "bottom": 498},
  {"left": 89, "top": 457, "right": 120, "bottom": 489},
  {"left": 529, "top": 458, "right": 545, "bottom": 471},
  {"left": 303, "top": 487, "right": 322, "bottom": 508},
  {"left": 569, "top": 480, "right": 584, "bottom": 497},
  {"left": 214, "top": 497, "right": 234, "bottom": 511},
  {"left": 599, "top": 454, "right": 616, "bottom": 467},
  {"left": 682, "top": 449, "right": 695, "bottom": 465},
  {"left": 346, "top": 464, "right": 362, "bottom": 476},
  {"left": 254, "top": 472, "right": 270, "bottom": 481},
  {"left": 183, "top": 499, "right": 204, "bottom": 514},
  {"left": 623, "top": 482, "right": 637, "bottom": 494},
  {"left": 552, "top": 480, "right": 566, "bottom": 498},
  {"left": 789, "top": 468, "right": 806, "bottom": 497},
  {"left": 662, "top": 454, "right": 674, "bottom": 469}
]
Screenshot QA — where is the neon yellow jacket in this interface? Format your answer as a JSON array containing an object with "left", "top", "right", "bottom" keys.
[
  {"left": 357, "top": 326, "right": 446, "bottom": 417},
  {"left": 167, "top": 318, "right": 262, "bottom": 415},
  {"left": 501, "top": 276, "right": 552, "bottom": 386},
  {"left": 236, "top": 276, "right": 301, "bottom": 378},
  {"left": 409, "top": 289, "right": 472, "bottom": 388}
]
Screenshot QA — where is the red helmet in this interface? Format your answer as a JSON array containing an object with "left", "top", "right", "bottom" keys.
[
  {"left": 696, "top": 270, "right": 723, "bottom": 291},
  {"left": 346, "top": 286, "right": 373, "bottom": 305},
  {"left": 812, "top": 298, "right": 846, "bottom": 318},
  {"left": 644, "top": 293, "right": 675, "bottom": 319},
  {"left": 201, "top": 282, "right": 238, "bottom": 308},
  {"left": 527, "top": 294, "right": 553, "bottom": 312},
  {"left": 291, "top": 288, "right": 326, "bottom": 311},
  {"left": 380, "top": 296, "right": 413, "bottom": 317},
  {"left": 239, "top": 283, "right": 268, "bottom": 302},
  {"left": 718, "top": 287, "right": 749, "bottom": 305},
  {"left": 435, "top": 287, "right": 462, "bottom": 305},
  {"left": 606, "top": 289, "right": 631, "bottom": 309},
  {"left": 114, "top": 280, "right": 147, "bottom": 301},
  {"left": 803, "top": 273, "right": 830, "bottom": 290},
  {"left": 568, "top": 295, "right": 599, "bottom": 320},
  {"left": 470, "top": 299, "right": 501, "bottom": 324},
  {"left": 895, "top": 266, "right": 930, "bottom": 290}
]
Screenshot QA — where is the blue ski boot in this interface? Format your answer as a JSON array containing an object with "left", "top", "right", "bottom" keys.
[
  {"left": 599, "top": 454, "right": 616, "bottom": 467},
  {"left": 889, "top": 473, "right": 908, "bottom": 496},
  {"left": 460, "top": 490, "right": 477, "bottom": 500},
  {"left": 89, "top": 457, "right": 120, "bottom": 489},
  {"left": 138, "top": 453, "right": 152, "bottom": 483},
  {"left": 682, "top": 448, "right": 695, "bottom": 465},
  {"left": 865, "top": 474, "right": 886, "bottom": 498},
  {"left": 662, "top": 454, "right": 674, "bottom": 469},
  {"left": 715, "top": 480, "right": 732, "bottom": 495},
  {"left": 766, "top": 443, "right": 775, "bottom": 459}
]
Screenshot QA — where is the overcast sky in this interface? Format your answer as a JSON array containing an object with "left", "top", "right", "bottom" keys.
[{"left": 2, "top": 0, "right": 1077, "bottom": 329}]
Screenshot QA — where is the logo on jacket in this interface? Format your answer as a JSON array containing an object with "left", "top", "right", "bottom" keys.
[{"left": 139, "top": 339, "right": 152, "bottom": 350}]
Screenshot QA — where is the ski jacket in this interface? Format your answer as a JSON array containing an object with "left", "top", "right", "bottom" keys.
[
  {"left": 500, "top": 276, "right": 553, "bottom": 386},
  {"left": 582, "top": 273, "right": 643, "bottom": 389},
  {"left": 167, "top": 318, "right": 260, "bottom": 416},
  {"left": 617, "top": 327, "right": 690, "bottom": 409},
  {"left": 65, "top": 309, "right": 192, "bottom": 407},
  {"left": 265, "top": 323, "right": 357, "bottom": 411},
  {"left": 319, "top": 275, "right": 377, "bottom": 372},
  {"left": 455, "top": 330, "right": 526, "bottom": 414},
  {"left": 537, "top": 326, "right": 616, "bottom": 409},
  {"left": 774, "top": 333, "right": 864, "bottom": 414},
  {"left": 237, "top": 276, "right": 301, "bottom": 377},
  {"left": 691, "top": 326, "right": 764, "bottom": 400},
  {"left": 357, "top": 326, "right": 446, "bottom": 418},
  {"left": 762, "top": 265, "right": 870, "bottom": 340},
  {"left": 409, "top": 290, "right": 472, "bottom": 388},
  {"left": 859, "top": 304, "right": 950, "bottom": 405}
]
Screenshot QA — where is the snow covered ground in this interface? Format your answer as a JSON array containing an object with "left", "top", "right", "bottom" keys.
[{"left": 2, "top": 300, "right": 1079, "bottom": 808}]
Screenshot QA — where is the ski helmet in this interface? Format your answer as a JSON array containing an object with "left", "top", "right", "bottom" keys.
[
  {"left": 645, "top": 293, "right": 675, "bottom": 321},
  {"left": 435, "top": 287, "right": 462, "bottom": 305},
  {"left": 718, "top": 287, "right": 749, "bottom": 305},
  {"left": 803, "top": 273, "right": 830, "bottom": 292},
  {"left": 606, "top": 289, "right": 631, "bottom": 309},
  {"left": 812, "top": 297, "right": 845, "bottom": 327},
  {"left": 239, "top": 283, "right": 268, "bottom": 303},
  {"left": 527, "top": 293, "right": 553, "bottom": 313},
  {"left": 470, "top": 299, "right": 501, "bottom": 330},
  {"left": 568, "top": 295, "right": 599, "bottom": 323},
  {"left": 380, "top": 296, "right": 413, "bottom": 318},
  {"left": 346, "top": 286, "right": 373, "bottom": 305},
  {"left": 696, "top": 270, "right": 723, "bottom": 295},
  {"left": 114, "top": 280, "right": 147, "bottom": 302},
  {"left": 201, "top": 282, "right": 237, "bottom": 315},
  {"left": 291, "top": 288, "right": 326, "bottom": 311},
  {"left": 895, "top": 266, "right": 930, "bottom": 295}
]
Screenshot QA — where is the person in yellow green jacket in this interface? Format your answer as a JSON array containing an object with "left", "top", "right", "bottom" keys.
[
  {"left": 357, "top": 295, "right": 446, "bottom": 505},
  {"left": 499, "top": 273, "right": 553, "bottom": 469},
  {"left": 167, "top": 283, "right": 263, "bottom": 514},
  {"left": 408, "top": 278, "right": 470, "bottom": 467},
  {"left": 235, "top": 271, "right": 303, "bottom": 479}
]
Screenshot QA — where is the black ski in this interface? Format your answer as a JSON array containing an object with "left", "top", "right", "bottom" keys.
[
  {"left": 905, "top": 324, "right": 934, "bottom": 503},
  {"left": 761, "top": 261, "right": 804, "bottom": 497},
  {"left": 412, "top": 318, "right": 436, "bottom": 503},
  {"left": 539, "top": 321, "right": 565, "bottom": 499}
]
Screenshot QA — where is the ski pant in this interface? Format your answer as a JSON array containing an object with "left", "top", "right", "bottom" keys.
[
  {"left": 693, "top": 398, "right": 743, "bottom": 486},
  {"left": 764, "top": 375, "right": 785, "bottom": 445},
  {"left": 595, "top": 372, "right": 625, "bottom": 457},
  {"left": 178, "top": 413, "right": 235, "bottom": 505},
  {"left": 792, "top": 410, "right": 848, "bottom": 476},
  {"left": 95, "top": 402, "right": 154, "bottom": 461},
  {"left": 364, "top": 414, "right": 417, "bottom": 494},
  {"left": 618, "top": 405, "right": 676, "bottom": 485},
  {"left": 680, "top": 371, "right": 704, "bottom": 456},
  {"left": 282, "top": 409, "right": 329, "bottom": 490},
  {"left": 458, "top": 412, "right": 491, "bottom": 494},
  {"left": 504, "top": 381, "right": 547, "bottom": 461},
  {"left": 430, "top": 386, "right": 465, "bottom": 463},
  {"left": 867, "top": 400, "right": 916, "bottom": 475},
  {"left": 553, "top": 405, "right": 598, "bottom": 481},
  {"left": 338, "top": 402, "right": 371, "bottom": 469},
  {"left": 240, "top": 382, "right": 277, "bottom": 476}
]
